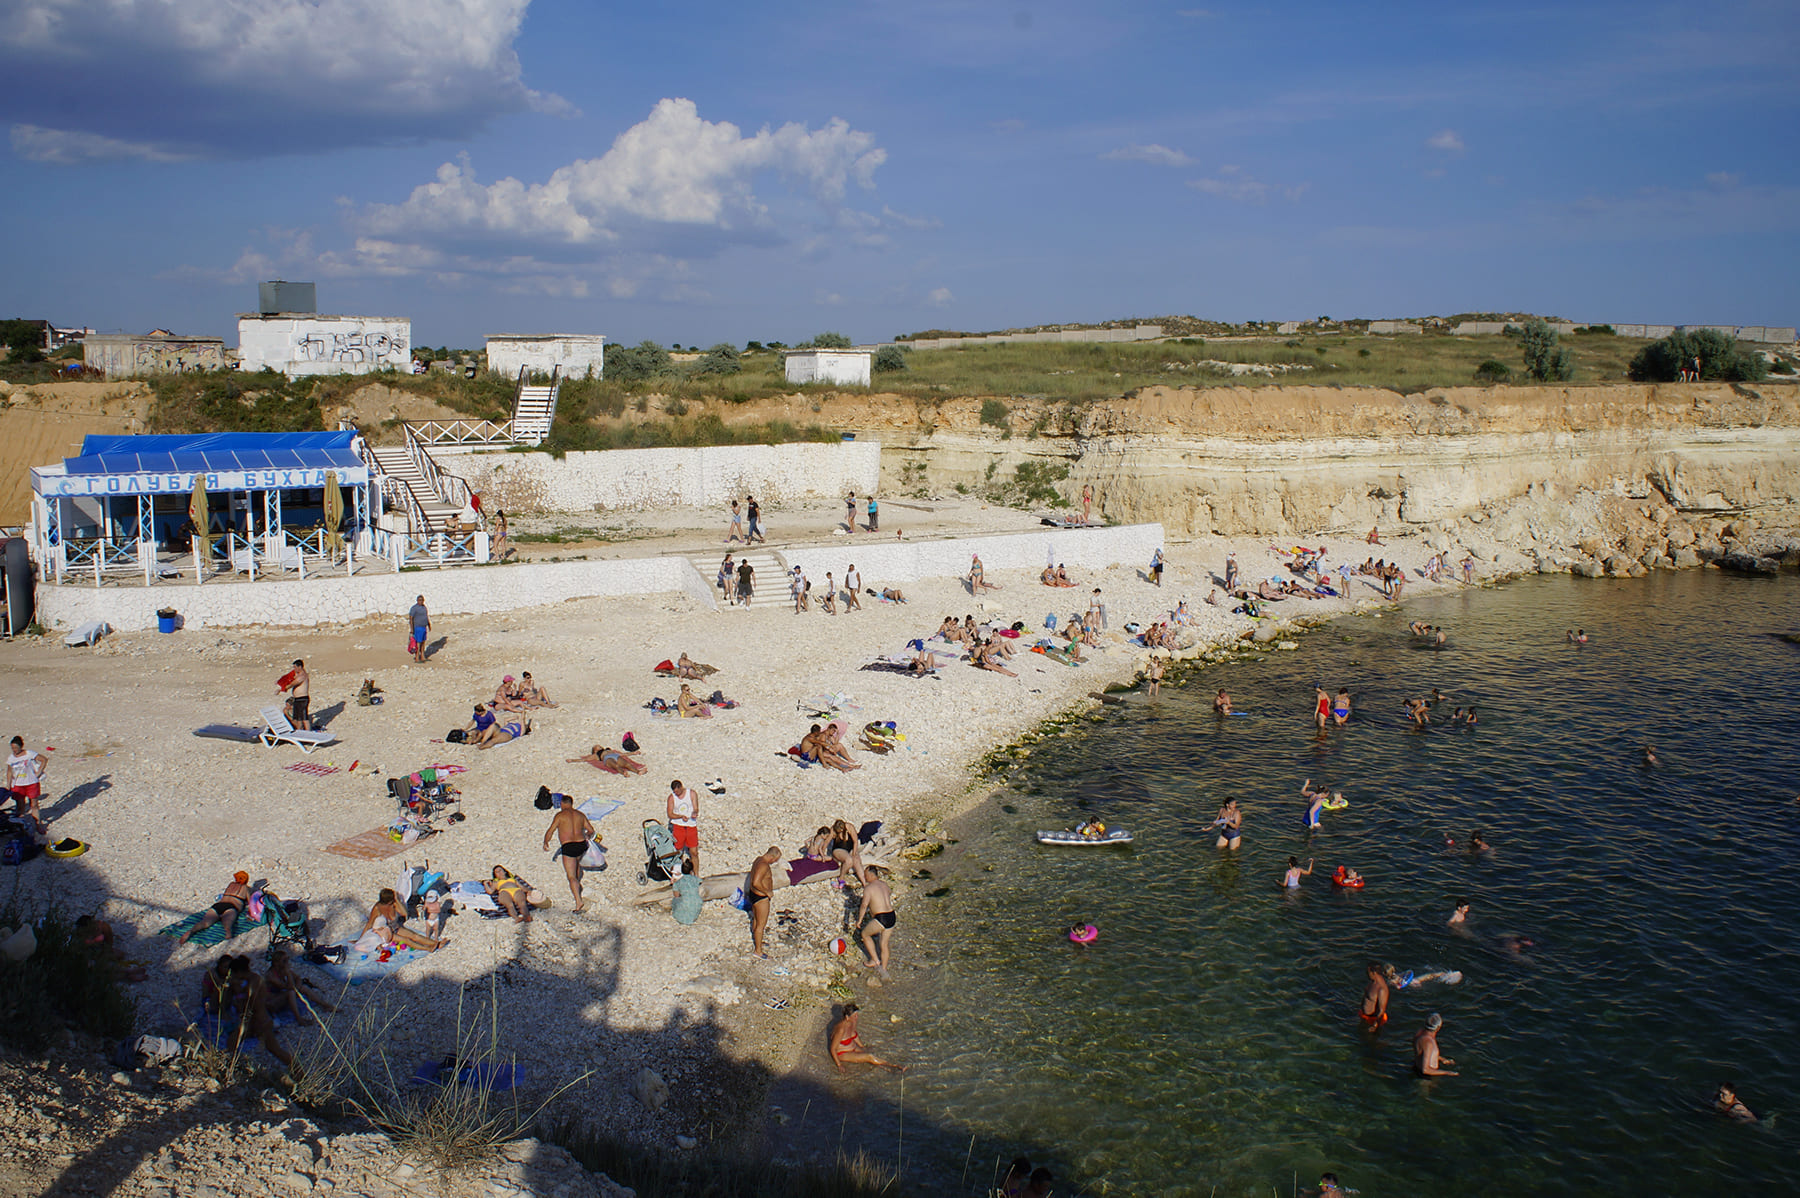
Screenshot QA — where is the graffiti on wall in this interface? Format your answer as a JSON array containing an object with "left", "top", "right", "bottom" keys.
[
  {"left": 295, "top": 326, "right": 409, "bottom": 366},
  {"left": 133, "top": 341, "right": 225, "bottom": 374}
]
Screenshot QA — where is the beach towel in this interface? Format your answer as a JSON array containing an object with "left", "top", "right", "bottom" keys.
[
  {"left": 577, "top": 798, "right": 625, "bottom": 824},
  {"left": 313, "top": 942, "right": 431, "bottom": 984},
  {"left": 326, "top": 827, "right": 417, "bottom": 861},
  {"left": 283, "top": 762, "right": 340, "bottom": 778},
  {"left": 159, "top": 902, "right": 274, "bottom": 947},
  {"left": 192, "top": 725, "right": 263, "bottom": 744},
  {"left": 786, "top": 857, "right": 836, "bottom": 885},
  {"left": 861, "top": 661, "right": 934, "bottom": 676}
]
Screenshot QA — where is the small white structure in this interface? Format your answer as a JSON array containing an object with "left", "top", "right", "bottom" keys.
[
  {"left": 486, "top": 334, "right": 606, "bottom": 379},
  {"left": 85, "top": 333, "right": 227, "bottom": 378},
  {"left": 237, "top": 314, "right": 411, "bottom": 377},
  {"left": 785, "top": 349, "right": 872, "bottom": 387}
]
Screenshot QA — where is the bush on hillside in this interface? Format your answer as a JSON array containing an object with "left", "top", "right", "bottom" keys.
[
  {"left": 979, "top": 398, "right": 1010, "bottom": 428},
  {"left": 692, "top": 343, "right": 740, "bottom": 376},
  {"left": 1473, "top": 359, "right": 1512, "bottom": 384},
  {"left": 872, "top": 345, "right": 908, "bottom": 373},
  {"left": 1627, "top": 328, "right": 1769, "bottom": 383},
  {"left": 0, "top": 319, "right": 46, "bottom": 364},
  {"left": 1514, "top": 319, "right": 1574, "bottom": 382},
  {"left": 806, "top": 331, "right": 853, "bottom": 349},
  {"left": 606, "top": 341, "right": 674, "bottom": 383}
]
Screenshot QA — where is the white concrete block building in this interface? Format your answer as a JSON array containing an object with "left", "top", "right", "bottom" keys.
[
  {"left": 784, "top": 348, "right": 872, "bottom": 387},
  {"left": 486, "top": 334, "right": 607, "bottom": 379},
  {"left": 237, "top": 314, "right": 411, "bottom": 377}
]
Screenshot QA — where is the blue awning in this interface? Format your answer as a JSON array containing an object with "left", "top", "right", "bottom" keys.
[{"left": 66, "top": 431, "right": 361, "bottom": 477}]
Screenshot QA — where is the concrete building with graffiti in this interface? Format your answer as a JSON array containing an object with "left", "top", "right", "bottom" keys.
[
  {"left": 84, "top": 332, "right": 228, "bottom": 379},
  {"left": 238, "top": 313, "right": 411, "bottom": 378}
]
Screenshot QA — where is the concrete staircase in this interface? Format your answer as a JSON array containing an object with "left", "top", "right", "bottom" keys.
[
  {"left": 684, "top": 547, "right": 788, "bottom": 610},
  {"left": 369, "top": 445, "right": 462, "bottom": 534},
  {"left": 511, "top": 368, "right": 560, "bottom": 445}
]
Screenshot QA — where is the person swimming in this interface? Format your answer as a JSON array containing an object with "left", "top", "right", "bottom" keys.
[{"left": 1282, "top": 856, "right": 1314, "bottom": 889}]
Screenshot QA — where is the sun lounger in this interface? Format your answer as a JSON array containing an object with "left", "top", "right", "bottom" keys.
[
  {"left": 63, "top": 621, "right": 109, "bottom": 647},
  {"left": 259, "top": 705, "right": 337, "bottom": 753}
]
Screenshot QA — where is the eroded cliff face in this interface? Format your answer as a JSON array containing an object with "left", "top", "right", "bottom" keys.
[{"left": 869, "top": 382, "right": 1800, "bottom": 541}]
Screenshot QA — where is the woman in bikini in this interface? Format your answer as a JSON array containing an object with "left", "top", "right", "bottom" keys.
[
  {"left": 828, "top": 1003, "right": 904, "bottom": 1072},
  {"left": 486, "top": 866, "right": 533, "bottom": 922},
  {"left": 677, "top": 683, "right": 713, "bottom": 718},
  {"left": 518, "top": 671, "right": 557, "bottom": 707},
  {"left": 567, "top": 745, "right": 647, "bottom": 775},
  {"left": 828, "top": 819, "right": 865, "bottom": 882},
  {"left": 476, "top": 713, "right": 529, "bottom": 748},
  {"left": 1332, "top": 688, "right": 1352, "bottom": 726},
  {"left": 358, "top": 888, "right": 448, "bottom": 951},
  {"left": 178, "top": 870, "right": 253, "bottom": 945}
]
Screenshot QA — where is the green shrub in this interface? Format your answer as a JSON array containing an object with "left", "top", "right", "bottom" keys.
[
  {"left": 1575, "top": 324, "right": 1616, "bottom": 335},
  {"left": 693, "top": 344, "right": 740, "bottom": 376},
  {"left": 1628, "top": 329, "right": 1770, "bottom": 383},
  {"left": 1358, "top": 348, "right": 1371, "bottom": 358},
  {"left": 806, "top": 331, "right": 852, "bottom": 349},
  {"left": 979, "top": 398, "right": 1010, "bottom": 428},
  {"left": 1474, "top": 359, "right": 1512, "bottom": 383},
  {"left": 0, "top": 906, "right": 137, "bottom": 1052},
  {"left": 872, "top": 345, "right": 908, "bottom": 373},
  {"left": 0, "top": 319, "right": 46, "bottom": 364},
  {"left": 1517, "top": 319, "right": 1574, "bottom": 382},
  {"left": 1770, "top": 359, "right": 1795, "bottom": 375},
  {"left": 607, "top": 341, "right": 674, "bottom": 382}
]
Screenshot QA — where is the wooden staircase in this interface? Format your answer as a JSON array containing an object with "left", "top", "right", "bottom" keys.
[
  {"left": 511, "top": 367, "right": 560, "bottom": 445},
  {"left": 684, "top": 547, "right": 789, "bottom": 610},
  {"left": 369, "top": 445, "right": 463, "bottom": 534}
]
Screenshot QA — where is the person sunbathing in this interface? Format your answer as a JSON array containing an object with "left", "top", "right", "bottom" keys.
[
  {"left": 880, "top": 587, "right": 907, "bottom": 603},
  {"left": 1040, "top": 565, "right": 1057, "bottom": 586},
  {"left": 568, "top": 745, "right": 648, "bottom": 774},
  {"left": 486, "top": 866, "right": 533, "bottom": 922},
  {"left": 357, "top": 888, "right": 448, "bottom": 951},
  {"left": 491, "top": 676, "right": 529, "bottom": 712},
  {"left": 828, "top": 818, "right": 866, "bottom": 881},
  {"left": 975, "top": 640, "right": 1019, "bottom": 677},
  {"left": 1054, "top": 565, "right": 1074, "bottom": 586},
  {"left": 474, "top": 711, "right": 529, "bottom": 748},
  {"left": 178, "top": 870, "right": 253, "bottom": 945},
  {"left": 201, "top": 955, "right": 237, "bottom": 1014},
  {"left": 1257, "top": 579, "right": 1288, "bottom": 601},
  {"left": 674, "top": 652, "right": 716, "bottom": 680},
  {"left": 803, "top": 724, "right": 861, "bottom": 771},
  {"left": 677, "top": 683, "right": 714, "bottom": 719},
  {"left": 517, "top": 671, "right": 557, "bottom": 707},
  {"left": 262, "top": 949, "right": 334, "bottom": 1024},
  {"left": 1060, "top": 627, "right": 1088, "bottom": 662},
  {"left": 935, "top": 616, "right": 964, "bottom": 643},
  {"left": 226, "top": 957, "right": 295, "bottom": 1069}
]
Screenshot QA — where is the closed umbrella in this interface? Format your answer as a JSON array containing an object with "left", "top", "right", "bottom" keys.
[
  {"left": 189, "top": 474, "right": 211, "bottom": 572},
  {"left": 323, "top": 470, "right": 344, "bottom": 558}
]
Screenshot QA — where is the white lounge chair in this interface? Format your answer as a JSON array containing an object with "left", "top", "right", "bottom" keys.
[
  {"left": 258, "top": 705, "right": 336, "bottom": 753},
  {"left": 63, "top": 621, "right": 110, "bottom": 647}
]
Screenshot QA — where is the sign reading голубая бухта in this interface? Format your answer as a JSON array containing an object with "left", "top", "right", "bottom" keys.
[{"left": 40, "top": 467, "right": 370, "bottom": 497}]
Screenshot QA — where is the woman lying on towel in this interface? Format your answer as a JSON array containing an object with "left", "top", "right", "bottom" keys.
[
  {"left": 567, "top": 744, "right": 648, "bottom": 774},
  {"left": 484, "top": 866, "right": 544, "bottom": 923},
  {"left": 354, "top": 888, "right": 449, "bottom": 952},
  {"left": 674, "top": 652, "right": 718, "bottom": 680}
]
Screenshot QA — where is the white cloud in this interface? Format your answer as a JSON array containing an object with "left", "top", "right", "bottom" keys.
[
  {"left": 927, "top": 287, "right": 954, "bottom": 307},
  {"left": 1187, "top": 165, "right": 1307, "bottom": 204},
  {"left": 1426, "top": 129, "right": 1466, "bottom": 153},
  {"left": 1101, "top": 143, "right": 1195, "bottom": 167},
  {"left": 1705, "top": 171, "right": 1741, "bottom": 188},
  {"left": 361, "top": 99, "right": 885, "bottom": 245},
  {"left": 10, "top": 124, "right": 193, "bottom": 164},
  {"left": 2, "top": 0, "right": 562, "bottom": 160}
]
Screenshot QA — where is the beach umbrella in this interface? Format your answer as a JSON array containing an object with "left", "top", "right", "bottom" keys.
[
  {"left": 189, "top": 474, "right": 211, "bottom": 570},
  {"left": 323, "top": 470, "right": 344, "bottom": 558}
]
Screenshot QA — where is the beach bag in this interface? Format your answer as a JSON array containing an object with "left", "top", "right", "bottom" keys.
[
  {"left": 446, "top": 728, "right": 466, "bottom": 744},
  {"left": 622, "top": 733, "right": 639, "bottom": 752},
  {"left": 670, "top": 874, "right": 702, "bottom": 925},
  {"left": 535, "top": 785, "right": 554, "bottom": 811},
  {"left": 408, "top": 635, "right": 419, "bottom": 654},
  {"left": 2, "top": 836, "right": 42, "bottom": 866},
  {"left": 129, "top": 1035, "right": 186, "bottom": 1068},
  {"left": 582, "top": 842, "right": 608, "bottom": 870},
  {"left": 1045, "top": 613, "right": 1057, "bottom": 629}
]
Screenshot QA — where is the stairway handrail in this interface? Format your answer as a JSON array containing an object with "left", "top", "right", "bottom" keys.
[
  {"left": 359, "top": 436, "right": 429, "bottom": 534},
  {"left": 402, "top": 424, "right": 474, "bottom": 521}
]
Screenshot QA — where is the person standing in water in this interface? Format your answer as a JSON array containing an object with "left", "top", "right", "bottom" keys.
[
  {"left": 1145, "top": 654, "right": 1164, "bottom": 699},
  {"left": 1314, "top": 686, "right": 1331, "bottom": 730},
  {"left": 1360, "top": 962, "right": 1389, "bottom": 1028},
  {"left": 1448, "top": 898, "right": 1471, "bottom": 926},
  {"left": 1213, "top": 689, "right": 1233, "bottom": 715},
  {"left": 1413, "top": 1013, "right": 1458, "bottom": 1077},
  {"left": 1282, "top": 856, "right": 1315, "bottom": 889},
  {"left": 1214, "top": 799, "right": 1243, "bottom": 850},
  {"left": 1331, "top": 688, "right": 1352, "bottom": 726},
  {"left": 1301, "top": 779, "right": 1329, "bottom": 830}
]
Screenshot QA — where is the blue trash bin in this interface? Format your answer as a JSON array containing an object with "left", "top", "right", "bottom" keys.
[{"left": 157, "top": 609, "right": 178, "bottom": 634}]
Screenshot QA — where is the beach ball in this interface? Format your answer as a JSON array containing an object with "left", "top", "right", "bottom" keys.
[{"left": 829, "top": 937, "right": 848, "bottom": 955}]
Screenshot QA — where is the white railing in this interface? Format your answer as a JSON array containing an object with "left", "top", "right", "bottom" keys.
[
  {"left": 358, "top": 432, "right": 431, "bottom": 534},
  {"left": 403, "top": 424, "right": 474, "bottom": 518},
  {"left": 406, "top": 418, "right": 516, "bottom": 445},
  {"left": 392, "top": 528, "right": 485, "bottom": 569}
]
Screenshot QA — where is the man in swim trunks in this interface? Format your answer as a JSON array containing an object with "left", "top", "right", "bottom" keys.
[
  {"left": 542, "top": 802, "right": 598, "bottom": 913},
  {"left": 746, "top": 846, "right": 780, "bottom": 959},
  {"left": 1413, "top": 1013, "right": 1458, "bottom": 1076},
  {"left": 179, "top": 870, "right": 253, "bottom": 944},
  {"left": 1448, "top": 898, "right": 1471, "bottom": 926},
  {"left": 1145, "top": 654, "right": 1164, "bottom": 699},
  {"left": 283, "top": 659, "right": 311, "bottom": 729},
  {"left": 829, "top": 1003, "right": 904, "bottom": 1072},
  {"left": 408, "top": 594, "right": 430, "bottom": 662},
  {"left": 1332, "top": 688, "right": 1351, "bottom": 725},
  {"left": 857, "top": 864, "right": 897, "bottom": 979},
  {"left": 667, "top": 779, "right": 700, "bottom": 875},
  {"left": 1360, "top": 962, "right": 1389, "bottom": 1029}
]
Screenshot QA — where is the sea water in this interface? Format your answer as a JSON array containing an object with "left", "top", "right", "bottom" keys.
[{"left": 859, "top": 571, "right": 1799, "bottom": 1195}]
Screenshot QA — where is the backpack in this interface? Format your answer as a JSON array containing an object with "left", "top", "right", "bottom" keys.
[
  {"left": 2, "top": 836, "right": 41, "bottom": 867},
  {"left": 622, "top": 733, "right": 639, "bottom": 752},
  {"left": 446, "top": 728, "right": 466, "bottom": 743},
  {"left": 535, "top": 785, "right": 554, "bottom": 811}
]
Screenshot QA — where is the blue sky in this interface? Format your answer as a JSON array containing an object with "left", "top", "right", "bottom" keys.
[{"left": 2, "top": 0, "right": 1796, "bottom": 348}]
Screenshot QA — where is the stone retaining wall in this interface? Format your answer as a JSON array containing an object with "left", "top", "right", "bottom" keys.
[
  {"left": 435, "top": 441, "right": 881, "bottom": 514},
  {"left": 782, "top": 522, "right": 1165, "bottom": 586}
]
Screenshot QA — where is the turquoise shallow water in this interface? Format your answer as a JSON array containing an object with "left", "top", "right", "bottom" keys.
[{"left": 871, "top": 570, "right": 1800, "bottom": 1195}]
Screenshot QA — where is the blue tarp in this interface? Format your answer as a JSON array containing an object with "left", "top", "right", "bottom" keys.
[{"left": 65, "top": 431, "right": 361, "bottom": 478}]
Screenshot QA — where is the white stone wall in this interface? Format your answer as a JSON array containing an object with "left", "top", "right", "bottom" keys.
[
  {"left": 237, "top": 316, "right": 411, "bottom": 377},
  {"left": 486, "top": 336, "right": 606, "bottom": 379},
  {"left": 84, "top": 336, "right": 227, "bottom": 378},
  {"left": 783, "top": 523, "right": 1166, "bottom": 586},
  {"left": 37, "top": 555, "right": 716, "bottom": 633},
  {"left": 784, "top": 350, "right": 871, "bottom": 387},
  {"left": 436, "top": 441, "right": 882, "bottom": 514}
]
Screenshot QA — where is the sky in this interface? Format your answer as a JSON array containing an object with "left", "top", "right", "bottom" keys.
[{"left": 1, "top": 0, "right": 1796, "bottom": 349}]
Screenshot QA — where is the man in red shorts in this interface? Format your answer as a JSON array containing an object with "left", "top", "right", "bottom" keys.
[
  {"left": 5, "top": 736, "right": 48, "bottom": 831},
  {"left": 667, "top": 779, "right": 700, "bottom": 876}
]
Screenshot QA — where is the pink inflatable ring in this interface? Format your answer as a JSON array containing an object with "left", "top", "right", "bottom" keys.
[{"left": 1068, "top": 924, "right": 1099, "bottom": 944}]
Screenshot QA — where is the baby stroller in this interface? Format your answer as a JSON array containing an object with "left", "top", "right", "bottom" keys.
[
  {"left": 260, "top": 890, "right": 315, "bottom": 963},
  {"left": 641, "top": 819, "right": 683, "bottom": 883}
]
